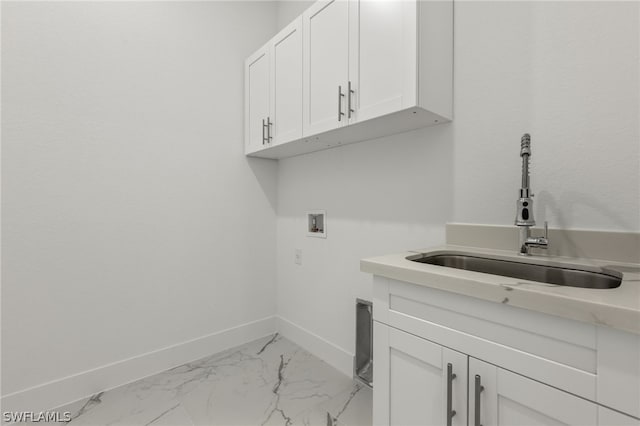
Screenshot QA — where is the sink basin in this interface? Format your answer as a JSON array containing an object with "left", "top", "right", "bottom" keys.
[{"left": 407, "top": 252, "right": 622, "bottom": 289}]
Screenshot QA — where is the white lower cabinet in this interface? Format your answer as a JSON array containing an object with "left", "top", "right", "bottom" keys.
[
  {"left": 374, "top": 322, "right": 467, "bottom": 426},
  {"left": 372, "top": 277, "right": 640, "bottom": 426},
  {"left": 469, "top": 357, "right": 597, "bottom": 426},
  {"left": 599, "top": 408, "right": 640, "bottom": 426},
  {"left": 375, "top": 322, "right": 599, "bottom": 426}
]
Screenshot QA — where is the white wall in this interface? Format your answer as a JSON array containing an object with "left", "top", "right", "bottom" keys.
[
  {"left": 276, "top": 1, "right": 640, "bottom": 373},
  {"left": 1, "top": 1, "right": 278, "bottom": 406},
  {"left": 453, "top": 2, "right": 640, "bottom": 231},
  {"left": 277, "top": 128, "right": 453, "bottom": 373}
]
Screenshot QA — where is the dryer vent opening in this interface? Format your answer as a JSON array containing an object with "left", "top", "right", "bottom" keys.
[{"left": 354, "top": 299, "right": 373, "bottom": 387}]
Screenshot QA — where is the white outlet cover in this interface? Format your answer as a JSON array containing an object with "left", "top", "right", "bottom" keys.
[{"left": 295, "top": 249, "right": 302, "bottom": 265}]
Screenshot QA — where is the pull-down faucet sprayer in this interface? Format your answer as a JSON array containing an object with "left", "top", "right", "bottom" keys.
[{"left": 515, "top": 134, "right": 549, "bottom": 255}]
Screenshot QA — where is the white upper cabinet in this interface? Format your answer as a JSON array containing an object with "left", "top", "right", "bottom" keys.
[
  {"left": 349, "top": 0, "right": 417, "bottom": 123},
  {"left": 244, "top": 18, "right": 303, "bottom": 155},
  {"left": 270, "top": 17, "right": 303, "bottom": 146},
  {"left": 244, "top": 46, "right": 270, "bottom": 155},
  {"left": 302, "top": 0, "right": 350, "bottom": 136},
  {"left": 245, "top": 0, "right": 453, "bottom": 159}
]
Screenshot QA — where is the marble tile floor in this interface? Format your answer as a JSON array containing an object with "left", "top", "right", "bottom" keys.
[{"left": 23, "top": 334, "right": 372, "bottom": 426}]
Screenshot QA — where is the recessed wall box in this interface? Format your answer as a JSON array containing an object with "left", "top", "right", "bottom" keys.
[
  {"left": 307, "top": 210, "right": 326, "bottom": 238},
  {"left": 354, "top": 299, "right": 373, "bottom": 388}
]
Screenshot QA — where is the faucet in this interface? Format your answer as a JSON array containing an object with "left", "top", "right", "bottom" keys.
[{"left": 515, "top": 133, "right": 549, "bottom": 255}]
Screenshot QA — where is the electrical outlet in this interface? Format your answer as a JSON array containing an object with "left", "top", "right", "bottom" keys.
[{"left": 294, "top": 249, "right": 302, "bottom": 265}]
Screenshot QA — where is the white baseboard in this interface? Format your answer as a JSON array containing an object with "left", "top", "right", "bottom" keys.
[
  {"left": 276, "top": 316, "right": 353, "bottom": 378},
  {"left": 1, "top": 316, "right": 276, "bottom": 414}
]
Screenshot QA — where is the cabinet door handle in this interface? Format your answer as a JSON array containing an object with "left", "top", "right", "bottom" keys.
[
  {"left": 447, "top": 363, "right": 457, "bottom": 426},
  {"left": 267, "top": 117, "right": 273, "bottom": 142},
  {"left": 348, "top": 81, "right": 355, "bottom": 119},
  {"left": 474, "top": 374, "right": 485, "bottom": 426},
  {"left": 338, "top": 86, "right": 345, "bottom": 122},
  {"left": 262, "top": 118, "right": 267, "bottom": 145}
]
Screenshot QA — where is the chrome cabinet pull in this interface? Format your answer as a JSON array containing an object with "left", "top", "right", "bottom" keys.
[
  {"left": 338, "top": 86, "right": 345, "bottom": 122},
  {"left": 348, "top": 81, "right": 355, "bottom": 119},
  {"left": 447, "top": 363, "right": 457, "bottom": 426},
  {"left": 262, "top": 118, "right": 267, "bottom": 145},
  {"left": 474, "top": 375, "right": 485, "bottom": 426},
  {"left": 267, "top": 117, "right": 273, "bottom": 142}
]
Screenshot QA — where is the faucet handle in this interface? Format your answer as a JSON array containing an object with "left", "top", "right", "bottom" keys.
[{"left": 543, "top": 221, "right": 548, "bottom": 239}]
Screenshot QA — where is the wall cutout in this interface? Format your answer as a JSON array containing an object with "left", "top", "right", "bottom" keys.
[{"left": 307, "top": 210, "right": 326, "bottom": 238}]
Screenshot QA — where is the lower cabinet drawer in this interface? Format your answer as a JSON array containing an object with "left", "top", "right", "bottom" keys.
[{"left": 375, "top": 277, "right": 597, "bottom": 402}]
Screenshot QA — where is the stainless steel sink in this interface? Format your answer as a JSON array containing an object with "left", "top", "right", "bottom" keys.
[{"left": 407, "top": 252, "right": 622, "bottom": 289}]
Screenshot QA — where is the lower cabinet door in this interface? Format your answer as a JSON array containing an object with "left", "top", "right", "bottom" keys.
[
  {"left": 373, "top": 322, "right": 467, "bottom": 426},
  {"left": 469, "top": 357, "right": 598, "bottom": 426},
  {"left": 598, "top": 407, "right": 640, "bottom": 426}
]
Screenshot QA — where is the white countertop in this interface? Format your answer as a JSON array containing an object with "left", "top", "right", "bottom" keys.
[{"left": 361, "top": 245, "right": 640, "bottom": 334}]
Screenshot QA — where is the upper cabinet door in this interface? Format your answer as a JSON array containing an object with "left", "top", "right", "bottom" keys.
[
  {"left": 270, "top": 17, "right": 303, "bottom": 146},
  {"left": 469, "top": 358, "right": 597, "bottom": 426},
  {"left": 245, "top": 46, "right": 270, "bottom": 154},
  {"left": 303, "top": 0, "right": 349, "bottom": 136},
  {"left": 349, "top": 0, "right": 417, "bottom": 124}
]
